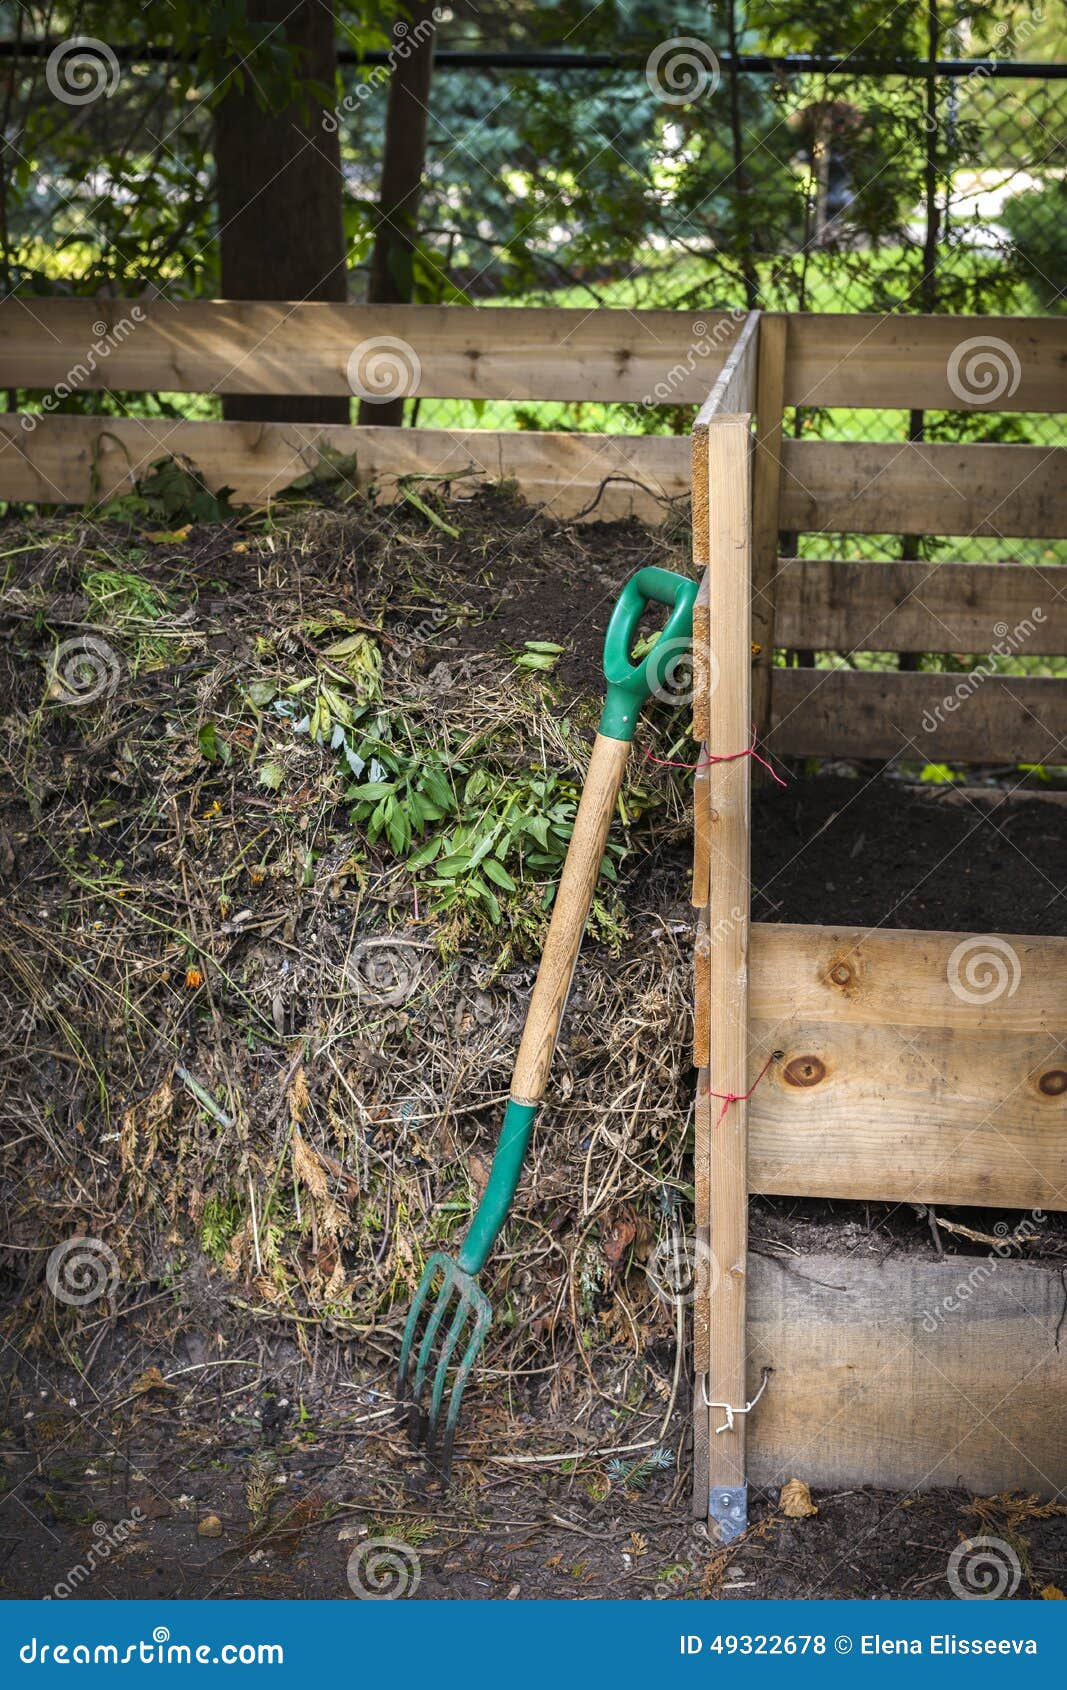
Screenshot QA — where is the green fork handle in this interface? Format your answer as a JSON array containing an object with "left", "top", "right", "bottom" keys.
[
  {"left": 600, "top": 564, "right": 701, "bottom": 740},
  {"left": 456, "top": 566, "right": 698, "bottom": 1277},
  {"left": 457, "top": 1099, "right": 538, "bottom": 1273}
]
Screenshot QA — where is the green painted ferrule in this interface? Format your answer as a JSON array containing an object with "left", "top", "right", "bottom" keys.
[
  {"left": 456, "top": 1098, "right": 537, "bottom": 1275},
  {"left": 598, "top": 565, "right": 699, "bottom": 741}
]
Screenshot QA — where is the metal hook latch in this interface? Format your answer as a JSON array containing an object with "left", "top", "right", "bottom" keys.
[{"left": 702, "top": 1366, "right": 771, "bottom": 1434}]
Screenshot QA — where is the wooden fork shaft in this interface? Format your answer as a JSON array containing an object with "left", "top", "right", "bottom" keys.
[{"left": 510, "top": 731, "right": 630, "bottom": 1103}]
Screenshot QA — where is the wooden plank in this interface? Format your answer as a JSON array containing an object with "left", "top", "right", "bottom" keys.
[
  {"left": 690, "top": 573, "right": 710, "bottom": 756},
  {"left": 747, "top": 1021, "right": 1066, "bottom": 1210},
  {"left": 780, "top": 440, "right": 1066, "bottom": 538},
  {"left": 692, "top": 908, "right": 710, "bottom": 1068},
  {"left": 751, "top": 316, "right": 788, "bottom": 742},
  {"left": 692, "top": 1072, "right": 711, "bottom": 1516},
  {"left": 743, "top": 923, "right": 1066, "bottom": 1207},
  {"left": 749, "top": 924, "right": 1065, "bottom": 1035},
  {"left": 747, "top": 1253, "right": 1066, "bottom": 1498},
  {"left": 6, "top": 302, "right": 1062, "bottom": 413},
  {"left": 0, "top": 414, "right": 690, "bottom": 523},
  {"left": 690, "top": 323, "right": 758, "bottom": 747},
  {"left": 774, "top": 557, "right": 1067, "bottom": 654},
  {"left": 782, "top": 312, "right": 1067, "bottom": 412},
  {"left": 694, "top": 310, "right": 760, "bottom": 426},
  {"left": 931, "top": 784, "right": 1067, "bottom": 810},
  {"left": 691, "top": 761, "right": 711, "bottom": 911},
  {"left": 768, "top": 668, "right": 1066, "bottom": 764},
  {"left": 0, "top": 300, "right": 743, "bottom": 404},
  {"left": 690, "top": 334, "right": 757, "bottom": 1516},
  {"left": 701, "top": 414, "right": 754, "bottom": 1530}
]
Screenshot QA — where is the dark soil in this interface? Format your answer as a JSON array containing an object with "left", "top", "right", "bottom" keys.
[
  {"left": 1, "top": 485, "right": 1063, "bottom": 1604},
  {"left": 3, "top": 1394, "right": 1065, "bottom": 1601},
  {"left": 446, "top": 487, "right": 688, "bottom": 699},
  {"left": 753, "top": 777, "right": 1066, "bottom": 936}
]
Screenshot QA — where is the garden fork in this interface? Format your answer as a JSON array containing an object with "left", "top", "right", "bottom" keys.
[{"left": 397, "top": 566, "right": 699, "bottom": 1475}]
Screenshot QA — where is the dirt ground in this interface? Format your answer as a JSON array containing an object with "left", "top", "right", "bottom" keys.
[
  {"left": 0, "top": 482, "right": 1064, "bottom": 1601},
  {"left": 4, "top": 1388, "right": 1067, "bottom": 1601}
]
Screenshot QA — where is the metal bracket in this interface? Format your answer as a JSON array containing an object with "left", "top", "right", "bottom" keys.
[{"left": 709, "top": 1483, "right": 748, "bottom": 1542}]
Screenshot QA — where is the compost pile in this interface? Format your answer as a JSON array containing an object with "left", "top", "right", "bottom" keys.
[
  {"left": 3, "top": 482, "right": 1067, "bottom": 1599},
  {"left": 0, "top": 485, "right": 701, "bottom": 1467}
]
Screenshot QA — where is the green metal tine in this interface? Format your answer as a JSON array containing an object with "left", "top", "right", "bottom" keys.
[
  {"left": 425, "top": 1294, "right": 471, "bottom": 1427},
  {"left": 396, "top": 1251, "right": 449, "bottom": 1395},
  {"left": 397, "top": 1252, "right": 492, "bottom": 1476},
  {"left": 431, "top": 1295, "right": 491, "bottom": 1473},
  {"left": 425, "top": 1293, "right": 479, "bottom": 1445},
  {"left": 412, "top": 1263, "right": 460, "bottom": 1400}
]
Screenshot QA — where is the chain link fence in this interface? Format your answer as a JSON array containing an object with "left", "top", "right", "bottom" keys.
[
  {"left": 366, "top": 56, "right": 1061, "bottom": 588},
  {"left": 3, "top": 31, "right": 1063, "bottom": 575},
  {"left": 398, "top": 62, "right": 1063, "bottom": 475}
]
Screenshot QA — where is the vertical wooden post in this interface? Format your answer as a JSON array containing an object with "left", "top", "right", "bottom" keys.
[
  {"left": 689, "top": 311, "right": 759, "bottom": 1535},
  {"left": 750, "top": 314, "right": 788, "bottom": 752},
  {"left": 690, "top": 429, "right": 713, "bottom": 1521},
  {"left": 702, "top": 414, "right": 754, "bottom": 1542}
]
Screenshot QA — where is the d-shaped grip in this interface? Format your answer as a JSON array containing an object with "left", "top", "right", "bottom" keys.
[{"left": 599, "top": 566, "right": 699, "bottom": 741}]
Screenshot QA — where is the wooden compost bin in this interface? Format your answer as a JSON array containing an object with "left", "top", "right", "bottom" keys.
[
  {"left": 689, "top": 311, "right": 1066, "bottom": 1537},
  {"left": 0, "top": 299, "right": 743, "bottom": 517},
  {"left": 1, "top": 300, "right": 1063, "bottom": 1524}
]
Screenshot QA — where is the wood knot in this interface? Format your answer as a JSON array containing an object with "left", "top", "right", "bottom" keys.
[
  {"left": 783, "top": 1055, "right": 825, "bottom": 1088},
  {"left": 1038, "top": 1069, "right": 1067, "bottom": 1098},
  {"left": 828, "top": 960, "right": 853, "bottom": 987}
]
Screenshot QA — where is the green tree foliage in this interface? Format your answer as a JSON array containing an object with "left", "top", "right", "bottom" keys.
[
  {"left": 0, "top": 0, "right": 387, "bottom": 299},
  {"left": 1, "top": 1, "right": 1060, "bottom": 348},
  {"left": 1000, "top": 176, "right": 1067, "bottom": 313}
]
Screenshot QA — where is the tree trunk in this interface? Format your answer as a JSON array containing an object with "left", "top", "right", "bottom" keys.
[
  {"left": 724, "top": 1, "right": 758, "bottom": 309},
  {"left": 358, "top": 3, "right": 438, "bottom": 426},
  {"left": 215, "top": 0, "right": 349, "bottom": 423},
  {"left": 899, "top": 0, "right": 941, "bottom": 672}
]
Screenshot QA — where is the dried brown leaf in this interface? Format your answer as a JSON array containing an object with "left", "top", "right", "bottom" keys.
[
  {"left": 288, "top": 1065, "right": 311, "bottom": 1122},
  {"left": 131, "top": 1366, "right": 175, "bottom": 1396},
  {"left": 780, "top": 1478, "right": 818, "bottom": 1519}
]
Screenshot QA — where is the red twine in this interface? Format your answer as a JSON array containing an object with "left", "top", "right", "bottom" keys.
[
  {"left": 645, "top": 724, "right": 787, "bottom": 788},
  {"left": 704, "top": 1050, "right": 782, "bottom": 1125}
]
